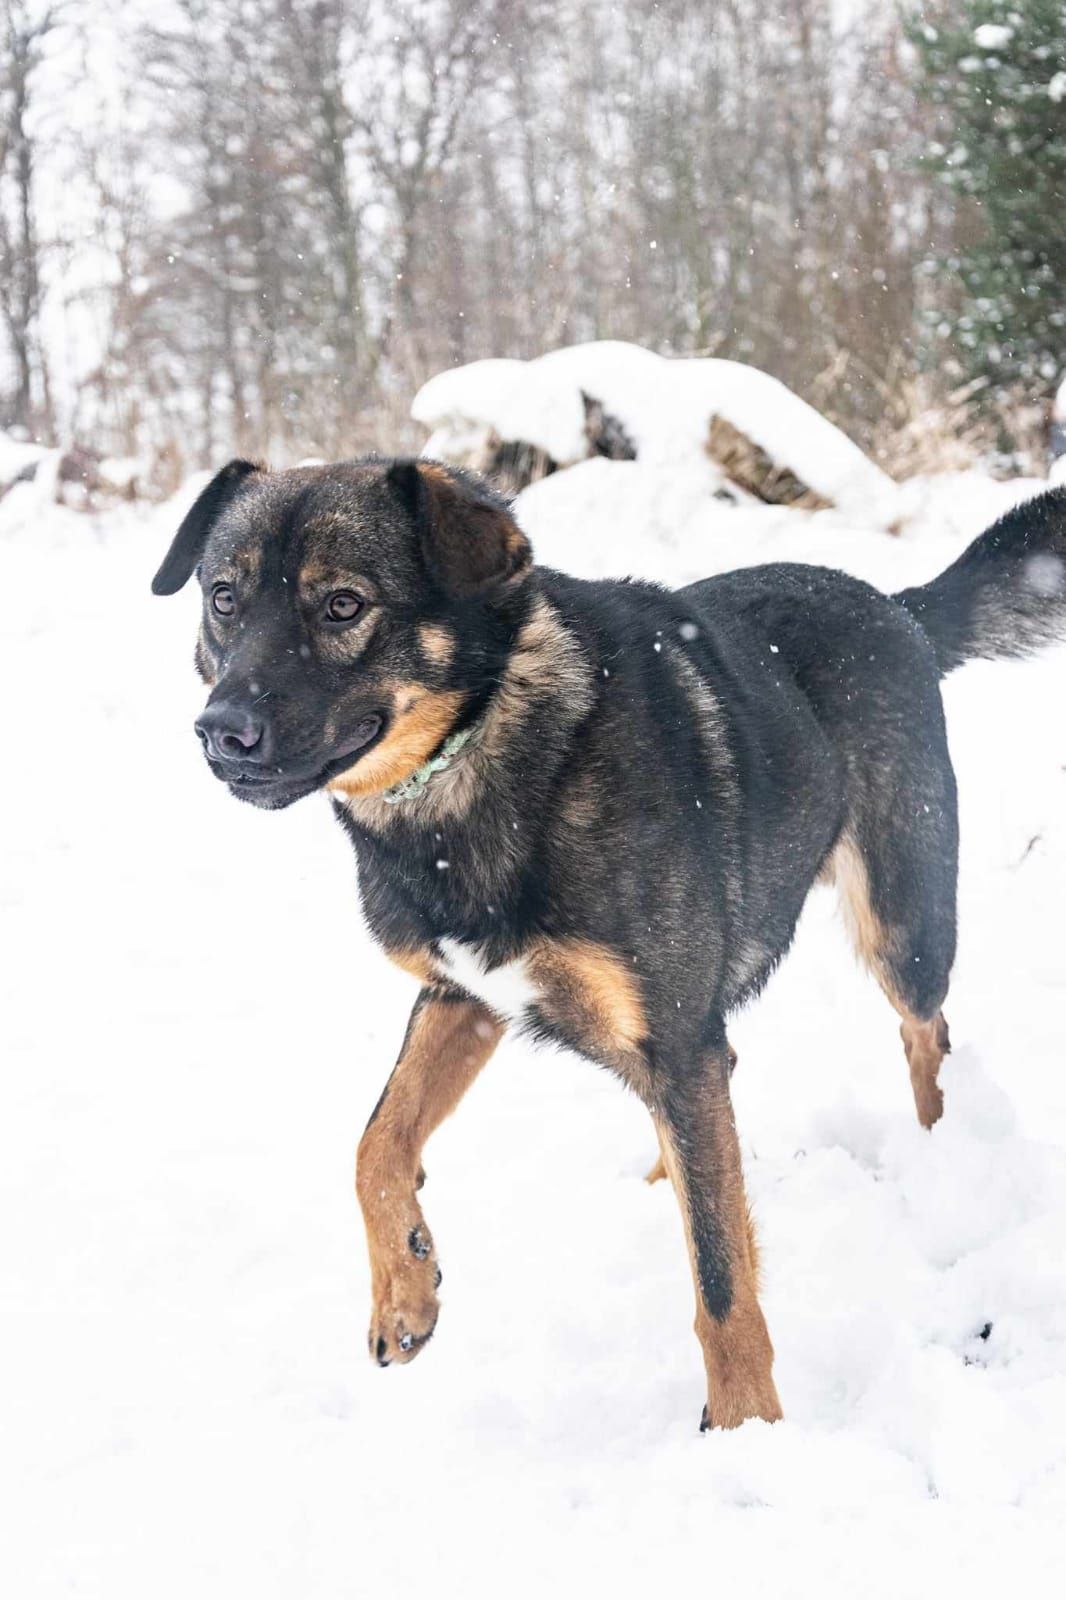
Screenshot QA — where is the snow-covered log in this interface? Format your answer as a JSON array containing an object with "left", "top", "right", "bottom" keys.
[
  {"left": 706, "top": 415, "right": 831, "bottom": 510},
  {"left": 412, "top": 340, "right": 898, "bottom": 521}
]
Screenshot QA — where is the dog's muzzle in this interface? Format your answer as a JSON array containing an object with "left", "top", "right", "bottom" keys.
[
  {"left": 193, "top": 702, "right": 385, "bottom": 808},
  {"left": 195, "top": 700, "right": 272, "bottom": 767}
]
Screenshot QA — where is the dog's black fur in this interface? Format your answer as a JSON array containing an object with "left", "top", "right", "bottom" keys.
[{"left": 154, "top": 458, "right": 1066, "bottom": 1427}]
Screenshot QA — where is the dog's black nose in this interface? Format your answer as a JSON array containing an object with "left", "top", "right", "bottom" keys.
[{"left": 195, "top": 702, "right": 268, "bottom": 764}]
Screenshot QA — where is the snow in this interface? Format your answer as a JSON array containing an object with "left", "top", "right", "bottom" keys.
[
  {"left": 973, "top": 24, "right": 1013, "bottom": 51},
  {"left": 97, "top": 456, "right": 142, "bottom": 492},
  {"left": 514, "top": 455, "right": 1047, "bottom": 587},
  {"left": 413, "top": 341, "right": 898, "bottom": 521},
  {"left": 3, "top": 464, "right": 1066, "bottom": 1596},
  {"left": 0, "top": 431, "right": 52, "bottom": 487}
]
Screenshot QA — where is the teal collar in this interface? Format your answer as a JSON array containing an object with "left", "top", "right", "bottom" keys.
[{"left": 381, "top": 724, "right": 477, "bottom": 806}]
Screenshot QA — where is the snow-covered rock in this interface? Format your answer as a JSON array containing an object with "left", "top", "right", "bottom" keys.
[{"left": 412, "top": 340, "right": 900, "bottom": 523}]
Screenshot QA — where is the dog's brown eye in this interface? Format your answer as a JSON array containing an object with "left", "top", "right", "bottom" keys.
[
  {"left": 326, "top": 589, "right": 363, "bottom": 623},
  {"left": 212, "top": 584, "right": 235, "bottom": 618}
]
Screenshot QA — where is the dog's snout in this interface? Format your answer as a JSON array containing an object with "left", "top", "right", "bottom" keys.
[{"left": 195, "top": 702, "right": 270, "bottom": 764}]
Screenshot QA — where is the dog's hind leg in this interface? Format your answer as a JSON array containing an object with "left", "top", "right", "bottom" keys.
[
  {"left": 654, "top": 1040, "right": 781, "bottom": 1430},
  {"left": 645, "top": 1041, "right": 737, "bottom": 1183},
  {"left": 832, "top": 812, "right": 957, "bottom": 1130},
  {"left": 356, "top": 988, "right": 504, "bottom": 1367},
  {"left": 899, "top": 1010, "right": 952, "bottom": 1130}
]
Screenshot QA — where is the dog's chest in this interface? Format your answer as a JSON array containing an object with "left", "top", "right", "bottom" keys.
[{"left": 435, "top": 938, "right": 539, "bottom": 1023}]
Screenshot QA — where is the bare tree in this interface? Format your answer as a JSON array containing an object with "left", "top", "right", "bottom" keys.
[
  {"left": 33, "top": 0, "right": 962, "bottom": 478},
  {"left": 0, "top": 0, "right": 56, "bottom": 437}
]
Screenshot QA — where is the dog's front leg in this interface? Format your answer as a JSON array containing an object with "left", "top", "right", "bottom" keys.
[
  {"left": 356, "top": 987, "right": 504, "bottom": 1366},
  {"left": 654, "top": 1046, "right": 782, "bottom": 1430}
]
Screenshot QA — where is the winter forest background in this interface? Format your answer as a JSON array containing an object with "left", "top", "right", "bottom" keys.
[{"left": 3, "top": 0, "right": 1065, "bottom": 493}]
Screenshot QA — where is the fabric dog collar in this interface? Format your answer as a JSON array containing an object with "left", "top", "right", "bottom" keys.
[{"left": 381, "top": 723, "right": 477, "bottom": 806}]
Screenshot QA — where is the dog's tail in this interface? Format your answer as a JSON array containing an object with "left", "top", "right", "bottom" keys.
[{"left": 894, "top": 489, "right": 1066, "bottom": 675}]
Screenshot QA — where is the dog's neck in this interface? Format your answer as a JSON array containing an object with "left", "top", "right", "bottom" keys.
[
  {"left": 336, "top": 590, "right": 595, "bottom": 839},
  {"left": 380, "top": 721, "right": 479, "bottom": 807}
]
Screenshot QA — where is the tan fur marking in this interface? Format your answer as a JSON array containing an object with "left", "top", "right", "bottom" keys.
[
  {"left": 297, "top": 559, "right": 332, "bottom": 584},
  {"left": 297, "top": 559, "right": 376, "bottom": 594},
  {"left": 417, "top": 622, "right": 456, "bottom": 671},
  {"left": 357, "top": 995, "right": 505, "bottom": 1366},
  {"left": 645, "top": 1152, "right": 668, "bottom": 1185},
  {"left": 560, "top": 768, "right": 600, "bottom": 831},
  {"left": 528, "top": 937, "right": 647, "bottom": 1066},
  {"left": 830, "top": 833, "right": 896, "bottom": 978},
  {"left": 327, "top": 687, "right": 464, "bottom": 797},
  {"left": 829, "top": 833, "right": 951, "bottom": 1129},
  {"left": 342, "top": 595, "right": 593, "bottom": 832},
  {"left": 656, "top": 1103, "right": 782, "bottom": 1430},
  {"left": 385, "top": 946, "right": 439, "bottom": 986},
  {"left": 900, "top": 1012, "right": 950, "bottom": 1129}
]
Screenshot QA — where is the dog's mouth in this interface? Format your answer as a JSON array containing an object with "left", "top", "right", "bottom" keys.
[{"left": 212, "top": 713, "right": 386, "bottom": 810}]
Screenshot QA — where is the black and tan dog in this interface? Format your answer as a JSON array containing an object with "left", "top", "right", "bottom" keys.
[{"left": 153, "top": 459, "right": 1066, "bottom": 1429}]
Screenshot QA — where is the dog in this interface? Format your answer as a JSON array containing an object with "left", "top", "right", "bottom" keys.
[{"left": 152, "top": 457, "right": 1066, "bottom": 1429}]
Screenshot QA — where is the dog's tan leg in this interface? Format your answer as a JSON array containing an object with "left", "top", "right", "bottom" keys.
[
  {"left": 899, "top": 1010, "right": 951, "bottom": 1130},
  {"left": 356, "top": 988, "right": 504, "bottom": 1366},
  {"left": 656, "top": 1049, "right": 781, "bottom": 1430}
]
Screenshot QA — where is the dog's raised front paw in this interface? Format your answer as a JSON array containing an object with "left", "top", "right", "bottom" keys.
[{"left": 367, "top": 1230, "right": 441, "bottom": 1366}]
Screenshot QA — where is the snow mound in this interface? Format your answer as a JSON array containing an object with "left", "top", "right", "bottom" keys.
[{"left": 412, "top": 340, "right": 899, "bottom": 521}]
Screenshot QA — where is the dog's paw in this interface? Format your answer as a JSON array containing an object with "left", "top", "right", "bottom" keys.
[
  {"left": 367, "top": 1227, "right": 442, "bottom": 1367},
  {"left": 368, "top": 1289, "right": 439, "bottom": 1367}
]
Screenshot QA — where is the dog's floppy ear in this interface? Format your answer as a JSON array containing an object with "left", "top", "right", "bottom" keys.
[
  {"left": 151, "top": 458, "right": 259, "bottom": 595},
  {"left": 387, "top": 459, "right": 531, "bottom": 597}
]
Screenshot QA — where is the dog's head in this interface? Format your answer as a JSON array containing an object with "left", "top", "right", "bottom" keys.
[{"left": 152, "top": 458, "right": 532, "bottom": 809}]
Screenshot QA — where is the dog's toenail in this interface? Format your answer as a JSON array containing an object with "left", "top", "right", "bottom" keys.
[
  {"left": 409, "top": 1225, "right": 431, "bottom": 1260},
  {"left": 375, "top": 1335, "right": 389, "bottom": 1365},
  {"left": 434, "top": 1265, "right": 442, "bottom": 1288},
  {"left": 399, "top": 1331, "right": 414, "bottom": 1352},
  {"left": 699, "top": 1404, "right": 711, "bottom": 1433}
]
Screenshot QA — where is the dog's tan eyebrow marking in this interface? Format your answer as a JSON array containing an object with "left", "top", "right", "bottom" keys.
[
  {"left": 417, "top": 623, "right": 455, "bottom": 670},
  {"left": 298, "top": 559, "right": 333, "bottom": 585},
  {"left": 297, "top": 561, "right": 376, "bottom": 594}
]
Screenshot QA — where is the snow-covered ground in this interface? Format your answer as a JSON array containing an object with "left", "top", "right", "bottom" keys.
[{"left": 2, "top": 467, "right": 1065, "bottom": 1597}]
